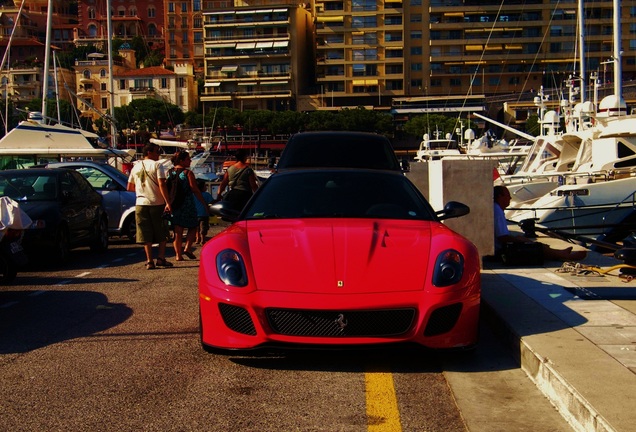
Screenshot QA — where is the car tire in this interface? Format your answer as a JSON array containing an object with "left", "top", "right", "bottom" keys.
[
  {"left": 0, "top": 255, "right": 17, "bottom": 284},
  {"left": 124, "top": 215, "right": 136, "bottom": 243},
  {"left": 91, "top": 217, "right": 109, "bottom": 252},
  {"left": 55, "top": 227, "right": 71, "bottom": 265}
]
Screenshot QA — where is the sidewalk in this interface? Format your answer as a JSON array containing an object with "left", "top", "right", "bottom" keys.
[{"left": 481, "top": 234, "right": 636, "bottom": 432}]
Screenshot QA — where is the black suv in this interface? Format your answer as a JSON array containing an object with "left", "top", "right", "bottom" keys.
[{"left": 276, "top": 131, "right": 402, "bottom": 171}]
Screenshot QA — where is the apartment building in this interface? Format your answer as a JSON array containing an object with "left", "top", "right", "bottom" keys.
[
  {"left": 74, "top": 45, "right": 197, "bottom": 122},
  {"left": 0, "top": 0, "right": 77, "bottom": 109},
  {"left": 164, "top": 0, "right": 205, "bottom": 77},
  {"left": 74, "top": 0, "right": 164, "bottom": 51},
  {"left": 201, "top": 4, "right": 312, "bottom": 111},
  {"left": 310, "top": 0, "right": 636, "bottom": 113}
]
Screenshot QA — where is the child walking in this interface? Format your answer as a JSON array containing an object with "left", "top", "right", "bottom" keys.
[{"left": 194, "top": 179, "right": 214, "bottom": 245}]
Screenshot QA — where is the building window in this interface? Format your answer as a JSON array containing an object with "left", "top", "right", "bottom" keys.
[
  {"left": 161, "top": 78, "right": 168, "bottom": 88},
  {"left": 410, "top": 63, "right": 422, "bottom": 71},
  {"left": 194, "top": 16, "right": 202, "bottom": 28},
  {"left": 148, "top": 24, "right": 157, "bottom": 36},
  {"left": 148, "top": 7, "right": 155, "bottom": 18},
  {"left": 168, "top": 3, "right": 174, "bottom": 13},
  {"left": 352, "top": 16, "right": 377, "bottom": 28},
  {"left": 119, "top": 79, "right": 126, "bottom": 90},
  {"left": 88, "top": 7, "right": 96, "bottom": 19},
  {"left": 101, "top": 83, "right": 107, "bottom": 91},
  {"left": 411, "top": 47, "right": 422, "bottom": 55},
  {"left": 178, "top": 77, "right": 185, "bottom": 88},
  {"left": 450, "top": 78, "right": 461, "bottom": 86},
  {"left": 410, "top": 31, "right": 422, "bottom": 39},
  {"left": 182, "top": 2, "right": 188, "bottom": 12},
  {"left": 386, "top": 80, "right": 403, "bottom": 90},
  {"left": 101, "top": 97, "right": 108, "bottom": 109},
  {"left": 193, "top": 0, "right": 201, "bottom": 12}
]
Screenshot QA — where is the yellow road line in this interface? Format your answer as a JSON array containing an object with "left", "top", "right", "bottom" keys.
[{"left": 365, "top": 369, "right": 402, "bottom": 431}]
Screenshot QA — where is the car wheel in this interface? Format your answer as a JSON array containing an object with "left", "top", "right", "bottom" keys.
[
  {"left": 91, "top": 217, "right": 109, "bottom": 252},
  {"left": 124, "top": 215, "right": 136, "bottom": 243},
  {"left": 0, "top": 255, "right": 17, "bottom": 284},
  {"left": 55, "top": 228, "right": 71, "bottom": 265}
]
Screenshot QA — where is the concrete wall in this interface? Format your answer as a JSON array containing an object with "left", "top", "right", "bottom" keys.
[{"left": 406, "top": 159, "right": 496, "bottom": 257}]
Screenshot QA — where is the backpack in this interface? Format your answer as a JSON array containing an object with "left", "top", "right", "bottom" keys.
[{"left": 167, "top": 168, "right": 187, "bottom": 209}]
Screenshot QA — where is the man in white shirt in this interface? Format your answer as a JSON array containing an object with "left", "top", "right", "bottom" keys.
[{"left": 127, "top": 143, "right": 173, "bottom": 269}]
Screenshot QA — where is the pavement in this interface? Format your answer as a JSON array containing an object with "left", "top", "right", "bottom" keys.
[{"left": 481, "top": 232, "right": 636, "bottom": 432}]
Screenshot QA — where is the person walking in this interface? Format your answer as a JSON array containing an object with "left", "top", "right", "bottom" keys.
[
  {"left": 167, "top": 150, "right": 207, "bottom": 261},
  {"left": 214, "top": 149, "right": 259, "bottom": 211},
  {"left": 126, "top": 143, "right": 173, "bottom": 270},
  {"left": 194, "top": 179, "right": 214, "bottom": 245}
]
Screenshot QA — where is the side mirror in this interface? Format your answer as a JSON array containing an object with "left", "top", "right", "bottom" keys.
[
  {"left": 209, "top": 202, "right": 240, "bottom": 222},
  {"left": 436, "top": 201, "right": 470, "bottom": 221}
]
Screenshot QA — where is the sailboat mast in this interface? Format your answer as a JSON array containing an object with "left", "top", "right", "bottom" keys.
[
  {"left": 578, "top": 0, "right": 585, "bottom": 103},
  {"left": 107, "top": 0, "right": 116, "bottom": 147},
  {"left": 41, "top": 0, "right": 54, "bottom": 117},
  {"left": 614, "top": 0, "right": 622, "bottom": 100}
]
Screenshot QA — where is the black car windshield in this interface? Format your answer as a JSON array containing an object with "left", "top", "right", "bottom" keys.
[
  {"left": 0, "top": 173, "right": 57, "bottom": 201},
  {"left": 243, "top": 170, "right": 436, "bottom": 221}
]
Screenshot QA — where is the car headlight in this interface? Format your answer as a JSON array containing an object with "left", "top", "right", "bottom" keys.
[
  {"left": 432, "top": 249, "right": 464, "bottom": 287},
  {"left": 216, "top": 249, "right": 248, "bottom": 287}
]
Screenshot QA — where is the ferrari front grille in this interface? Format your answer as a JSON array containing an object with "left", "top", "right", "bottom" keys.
[
  {"left": 265, "top": 308, "right": 416, "bottom": 337},
  {"left": 218, "top": 303, "right": 257, "bottom": 336}
]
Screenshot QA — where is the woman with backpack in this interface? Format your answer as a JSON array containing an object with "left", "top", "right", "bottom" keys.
[
  {"left": 167, "top": 150, "right": 207, "bottom": 261},
  {"left": 214, "top": 149, "right": 259, "bottom": 212}
]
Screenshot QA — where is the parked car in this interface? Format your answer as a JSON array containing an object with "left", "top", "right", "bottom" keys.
[
  {"left": 200, "top": 168, "right": 480, "bottom": 352},
  {"left": 0, "top": 168, "right": 108, "bottom": 264},
  {"left": 276, "top": 131, "right": 402, "bottom": 172},
  {"left": 48, "top": 161, "right": 136, "bottom": 242}
]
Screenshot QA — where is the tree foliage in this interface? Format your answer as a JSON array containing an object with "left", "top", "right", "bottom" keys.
[
  {"left": 403, "top": 114, "right": 472, "bottom": 141},
  {"left": 114, "top": 99, "right": 184, "bottom": 132}
]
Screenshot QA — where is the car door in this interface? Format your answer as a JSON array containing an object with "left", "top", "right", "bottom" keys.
[
  {"left": 74, "top": 165, "right": 121, "bottom": 232},
  {"left": 60, "top": 171, "right": 99, "bottom": 245}
]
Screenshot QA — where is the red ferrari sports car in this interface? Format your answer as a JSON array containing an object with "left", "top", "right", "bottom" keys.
[{"left": 199, "top": 169, "right": 480, "bottom": 352}]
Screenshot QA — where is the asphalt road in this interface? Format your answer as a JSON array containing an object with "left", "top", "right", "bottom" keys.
[{"left": 0, "top": 228, "right": 571, "bottom": 432}]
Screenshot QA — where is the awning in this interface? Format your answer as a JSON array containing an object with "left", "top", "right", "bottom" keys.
[
  {"left": 238, "top": 82, "right": 257, "bottom": 86},
  {"left": 352, "top": 79, "right": 378, "bottom": 86},
  {"left": 221, "top": 65, "right": 238, "bottom": 72},
  {"left": 236, "top": 9, "right": 257, "bottom": 15},
  {"left": 272, "top": 8, "right": 288, "bottom": 12},
  {"left": 465, "top": 45, "right": 483, "bottom": 51},
  {"left": 204, "top": 82, "right": 221, "bottom": 87},
  {"left": 317, "top": 16, "right": 344, "bottom": 23},
  {"left": 236, "top": 42, "right": 256, "bottom": 50},
  {"left": 255, "top": 41, "right": 273, "bottom": 49},
  {"left": 272, "top": 40, "right": 289, "bottom": 48},
  {"left": 210, "top": 43, "right": 236, "bottom": 48},
  {"left": 261, "top": 81, "right": 288, "bottom": 85}
]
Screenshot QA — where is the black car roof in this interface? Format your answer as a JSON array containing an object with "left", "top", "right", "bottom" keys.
[{"left": 276, "top": 131, "right": 401, "bottom": 171}]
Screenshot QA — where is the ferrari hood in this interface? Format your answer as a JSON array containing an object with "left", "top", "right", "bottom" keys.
[{"left": 246, "top": 219, "right": 433, "bottom": 294}]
